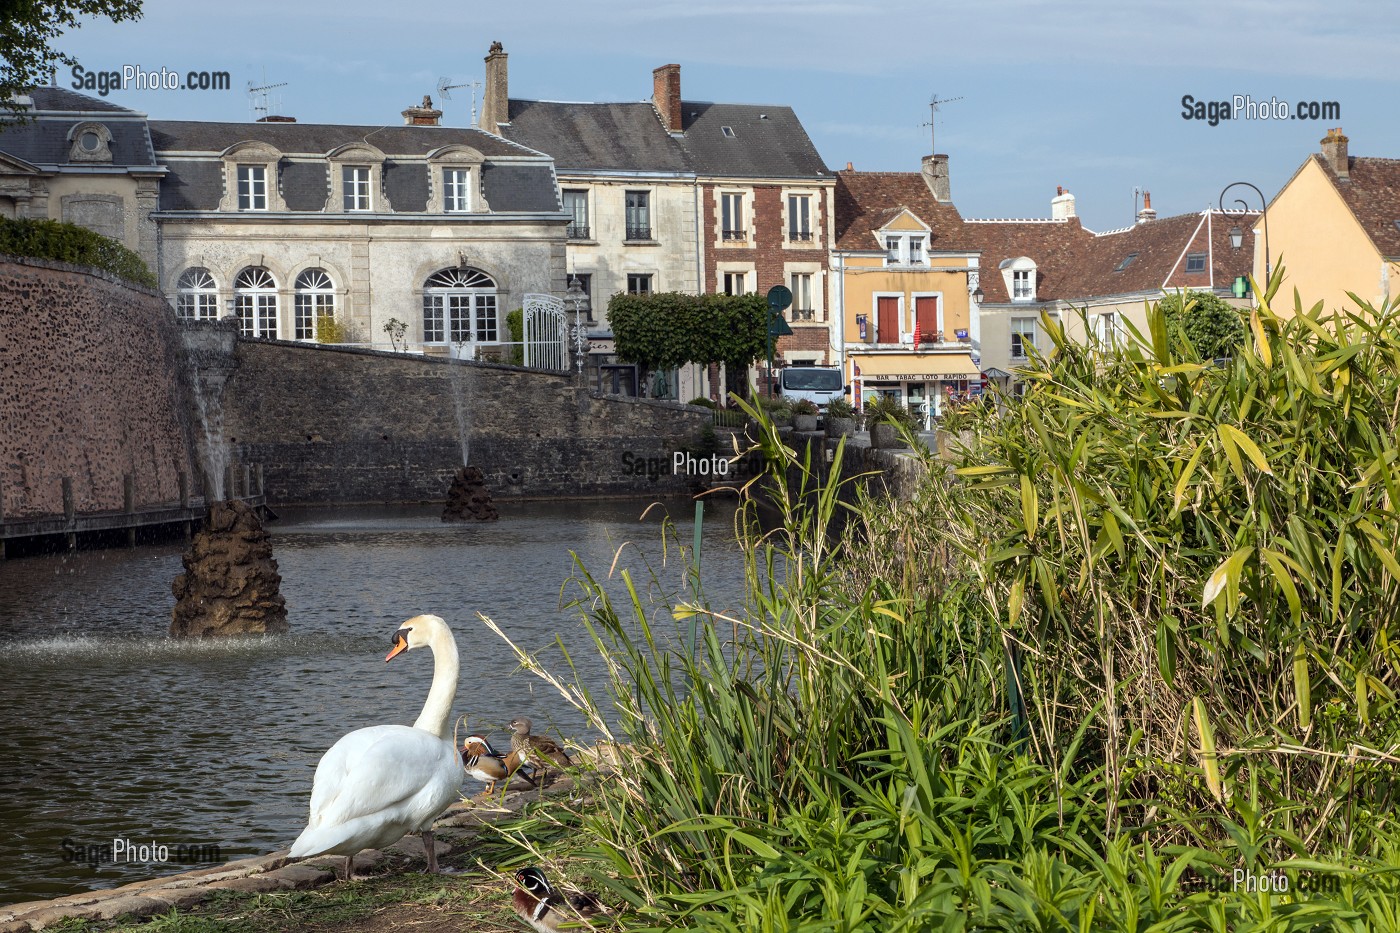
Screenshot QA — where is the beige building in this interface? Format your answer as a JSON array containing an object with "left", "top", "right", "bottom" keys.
[
  {"left": 150, "top": 102, "right": 567, "bottom": 355},
  {"left": 1257, "top": 129, "right": 1400, "bottom": 316},
  {"left": 0, "top": 88, "right": 164, "bottom": 270}
]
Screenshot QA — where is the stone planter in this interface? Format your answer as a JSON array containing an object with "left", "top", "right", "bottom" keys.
[
  {"left": 937, "top": 428, "right": 975, "bottom": 459},
  {"left": 826, "top": 417, "right": 857, "bottom": 438},
  {"left": 870, "top": 423, "right": 909, "bottom": 449},
  {"left": 793, "top": 414, "right": 819, "bottom": 432}
]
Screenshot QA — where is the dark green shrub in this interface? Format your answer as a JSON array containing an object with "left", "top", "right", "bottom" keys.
[{"left": 0, "top": 216, "right": 156, "bottom": 288}]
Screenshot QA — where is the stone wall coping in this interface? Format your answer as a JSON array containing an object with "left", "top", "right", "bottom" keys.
[
  {"left": 242, "top": 337, "right": 574, "bottom": 378},
  {"left": 0, "top": 254, "right": 165, "bottom": 300}
]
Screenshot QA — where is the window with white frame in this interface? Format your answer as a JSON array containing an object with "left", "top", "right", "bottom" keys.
[
  {"left": 422, "top": 267, "right": 498, "bottom": 344},
  {"left": 443, "top": 168, "right": 471, "bottom": 213},
  {"left": 788, "top": 194, "right": 813, "bottom": 242},
  {"left": 175, "top": 267, "right": 219, "bottom": 321},
  {"left": 884, "top": 234, "right": 926, "bottom": 266},
  {"left": 234, "top": 267, "right": 278, "bottom": 338},
  {"left": 723, "top": 271, "right": 747, "bottom": 295},
  {"left": 562, "top": 189, "right": 588, "bottom": 238},
  {"left": 237, "top": 165, "right": 267, "bottom": 211},
  {"left": 789, "top": 272, "right": 813, "bottom": 320},
  {"left": 721, "top": 192, "right": 745, "bottom": 241},
  {"left": 1185, "top": 252, "right": 1207, "bottom": 273},
  {"left": 1094, "top": 312, "right": 1119, "bottom": 347},
  {"left": 343, "top": 166, "right": 371, "bottom": 211},
  {"left": 1010, "top": 317, "right": 1037, "bottom": 359},
  {"left": 625, "top": 191, "right": 651, "bottom": 240},
  {"left": 294, "top": 269, "right": 335, "bottom": 341},
  {"left": 1013, "top": 269, "right": 1034, "bottom": 300}
]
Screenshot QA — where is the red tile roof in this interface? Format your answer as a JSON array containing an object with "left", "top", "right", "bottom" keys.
[
  {"left": 1315, "top": 155, "right": 1400, "bottom": 259},
  {"left": 834, "top": 169, "right": 1258, "bottom": 304}
]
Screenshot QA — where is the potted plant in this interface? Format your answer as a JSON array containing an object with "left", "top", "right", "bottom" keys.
[
  {"left": 825, "top": 398, "right": 858, "bottom": 438},
  {"left": 791, "top": 399, "right": 820, "bottom": 432},
  {"left": 865, "top": 396, "right": 916, "bottom": 449}
]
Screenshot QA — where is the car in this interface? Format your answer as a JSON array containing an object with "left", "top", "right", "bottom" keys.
[{"left": 779, "top": 366, "right": 847, "bottom": 409}]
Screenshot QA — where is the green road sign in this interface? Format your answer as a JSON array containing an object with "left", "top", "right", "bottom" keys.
[{"left": 766, "top": 284, "right": 792, "bottom": 313}]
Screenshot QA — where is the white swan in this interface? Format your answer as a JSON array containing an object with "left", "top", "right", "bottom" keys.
[{"left": 289, "top": 614, "right": 463, "bottom": 879}]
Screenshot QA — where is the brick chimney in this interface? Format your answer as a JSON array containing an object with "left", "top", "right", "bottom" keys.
[
  {"left": 652, "top": 64, "right": 681, "bottom": 133},
  {"left": 1321, "top": 127, "right": 1349, "bottom": 182},
  {"left": 1136, "top": 190, "right": 1156, "bottom": 224},
  {"left": 1051, "top": 185, "right": 1076, "bottom": 220},
  {"left": 482, "top": 41, "right": 508, "bottom": 132},
  {"left": 921, "top": 153, "right": 950, "bottom": 202},
  {"left": 402, "top": 95, "right": 443, "bottom": 126}
]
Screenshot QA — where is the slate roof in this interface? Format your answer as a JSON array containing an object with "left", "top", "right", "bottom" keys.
[
  {"left": 148, "top": 120, "right": 560, "bottom": 214},
  {"left": 502, "top": 100, "right": 690, "bottom": 173},
  {"left": 26, "top": 87, "right": 137, "bottom": 114},
  {"left": 679, "top": 102, "right": 828, "bottom": 179},
  {"left": 1314, "top": 154, "right": 1400, "bottom": 259},
  {"left": 0, "top": 87, "right": 157, "bottom": 169},
  {"left": 149, "top": 120, "right": 535, "bottom": 159}
]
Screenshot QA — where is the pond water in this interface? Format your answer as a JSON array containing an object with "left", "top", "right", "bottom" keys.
[{"left": 0, "top": 498, "right": 748, "bottom": 904}]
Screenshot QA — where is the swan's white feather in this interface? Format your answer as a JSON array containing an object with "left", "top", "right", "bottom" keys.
[{"left": 289, "top": 724, "right": 462, "bottom": 858}]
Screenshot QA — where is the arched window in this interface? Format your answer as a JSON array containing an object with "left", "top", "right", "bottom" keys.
[
  {"left": 234, "top": 266, "right": 279, "bottom": 338},
  {"left": 422, "top": 267, "right": 498, "bottom": 346},
  {"left": 175, "top": 267, "right": 219, "bottom": 321},
  {"left": 294, "top": 268, "right": 335, "bottom": 341}
]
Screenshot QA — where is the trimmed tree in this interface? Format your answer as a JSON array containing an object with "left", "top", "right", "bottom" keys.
[
  {"left": 608, "top": 291, "right": 767, "bottom": 398},
  {"left": 1158, "top": 290, "right": 1247, "bottom": 360}
]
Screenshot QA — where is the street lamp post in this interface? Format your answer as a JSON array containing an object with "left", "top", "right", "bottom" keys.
[
  {"left": 1219, "top": 181, "right": 1271, "bottom": 287},
  {"left": 564, "top": 275, "right": 589, "bottom": 378}
]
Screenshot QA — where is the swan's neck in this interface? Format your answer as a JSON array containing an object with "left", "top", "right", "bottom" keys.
[{"left": 413, "top": 623, "right": 459, "bottom": 740}]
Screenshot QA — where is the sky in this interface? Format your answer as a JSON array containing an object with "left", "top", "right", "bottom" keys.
[{"left": 51, "top": 0, "right": 1400, "bottom": 232}]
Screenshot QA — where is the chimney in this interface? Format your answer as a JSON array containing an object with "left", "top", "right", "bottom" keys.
[
  {"left": 1321, "top": 127, "right": 1349, "bottom": 182},
  {"left": 921, "top": 153, "right": 950, "bottom": 203},
  {"left": 652, "top": 64, "right": 682, "bottom": 133},
  {"left": 401, "top": 95, "right": 443, "bottom": 126},
  {"left": 256, "top": 114, "right": 296, "bottom": 123},
  {"left": 1051, "top": 185, "right": 1076, "bottom": 220},
  {"left": 846, "top": 161, "right": 853, "bottom": 171},
  {"left": 482, "top": 41, "right": 508, "bottom": 132},
  {"left": 1136, "top": 190, "right": 1157, "bottom": 224}
]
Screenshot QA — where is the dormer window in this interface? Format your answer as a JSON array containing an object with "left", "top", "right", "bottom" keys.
[
  {"left": 1185, "top": 252, "right": 1206, "bottom": 273},
  {"left": 1013, "top": 269, "right": 1033, "bottom": 299},
  {"left": 1000, "top": 256, "right": 1038, "bottom": 302},
  {"left": 427, "top": 145, "right": 486, "bottom": 214},
  {"left": 238, "top": 165, "right": 267, "bottom": 211},
  {"left": 342, "top": 166, "right": 372, "bottom": 211},
  {"left": 884, "top": 234, "right": 926, "bottom": 266}
]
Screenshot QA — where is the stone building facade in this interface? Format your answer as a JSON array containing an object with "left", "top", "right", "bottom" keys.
[
  {"left": 149, "top": 107, "right": 567, "bottom": 356},
  {"left": 0, "top": 88, "right": 164, "bottom": 270}
]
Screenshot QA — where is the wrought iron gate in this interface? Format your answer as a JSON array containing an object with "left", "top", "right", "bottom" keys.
[{"left": 522, "top": 293, "right": 568, "bottom": 370}]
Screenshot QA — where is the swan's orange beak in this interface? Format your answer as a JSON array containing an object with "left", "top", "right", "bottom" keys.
[{"left": 386, "top": 629, "right": 410, "bottom": 662}]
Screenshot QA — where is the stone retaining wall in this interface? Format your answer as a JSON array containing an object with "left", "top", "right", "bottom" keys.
[
  {"left": 0, "top": 256, "right": 197, "bottom": 518},
  {"left": 221, "top": 339, "right": 712, "bottom": 504}
]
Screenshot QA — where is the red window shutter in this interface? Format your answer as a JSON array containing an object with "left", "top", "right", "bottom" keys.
[
  {"left": 915, "top": 296, "right": 939, "bottom": 342},
  {"left": 876, "top": 297, "right": 899, "bottom": 343}
]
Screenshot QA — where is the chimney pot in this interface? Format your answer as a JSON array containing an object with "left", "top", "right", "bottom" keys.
[
  {"left": 921, "top": 153, "right": 950, "bottom": 203},
  {"left": 482, "top": 42, "right": 509, "bottom": 132},
  {"left": 1136, "top": 190, "right": 1157, "bottom": 224},
  {"left": 652, "top": 64, "right": 682, "bottom": 133},
  {"left": 401, "top": 95, "right": 443, "bottom": 126},
  {"left": 846, "top": 161, "right": 853, "bottom": 171},
  {"left": 1051, "top": 185, "right": 1076, "bottom": 220},
  {"left": 1320, "top": 127, "right": 1350, "bottom": 181}
]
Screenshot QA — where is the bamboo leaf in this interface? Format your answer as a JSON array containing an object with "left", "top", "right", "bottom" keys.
[
  {"left": 1250, "top": 308, "right": 1273, "bottom": 368},
  {"left": 1219, "top": 424, "right": 1273, "bottom": 476},
  {"left": 1261, "top": 548, "right": 1302, "bottom": 626},
  {"left": 1192, "top": 696, "right": 1225, "bottom": 803},
  {"left": 1173, "top": 442, "right": 1205, "bottom": 514},
  {"left": 1020, "top": 473, "right": 1038, "bottom": 543},
  {"left": 1294, "top": 642, "right": 1311, "bottom": 732}
]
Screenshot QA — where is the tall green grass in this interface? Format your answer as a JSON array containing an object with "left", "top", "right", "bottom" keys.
[{"left": 501, "top": 269, "right": 1400, "bottom": 929}]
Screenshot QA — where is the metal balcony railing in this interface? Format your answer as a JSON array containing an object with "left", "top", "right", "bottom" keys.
[
  {"left": 625, "top": 224, "right": 652, "bottom": 240},
  {"left": 722, "top": 229, "right": 747, "bottom": 242},
  {"left": 566, "top": 223, "right": 590, "bottom": 239},
  {"left": 788, "top": 230, "right": 815, "bottom": 243}
]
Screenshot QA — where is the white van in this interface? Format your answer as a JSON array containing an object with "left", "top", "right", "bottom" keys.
[{"left": 779, "top": 367, "right": 847, "bottom": 409}]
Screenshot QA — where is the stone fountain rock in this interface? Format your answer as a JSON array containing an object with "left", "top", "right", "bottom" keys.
[
  {"left": 441, "top": 465, "right": 499, "bottom": 522},
  {"left": 171, "top": 500, "right": 288, "bottom": 637}
]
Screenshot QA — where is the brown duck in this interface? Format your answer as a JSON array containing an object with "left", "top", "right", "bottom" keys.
[{"left": 508, "top": 717, "right": 573, "bottom": 786}]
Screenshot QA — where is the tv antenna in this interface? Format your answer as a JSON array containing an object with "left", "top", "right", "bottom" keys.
[
  {"left": 437, "top": 76, "right": 482, "bottom": 126},
  {"left": 247, "top": 75, "right": 287, "bottom": 121},
  {"left": 921, "top": 93, "right": 963, "bottom": 154}
]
